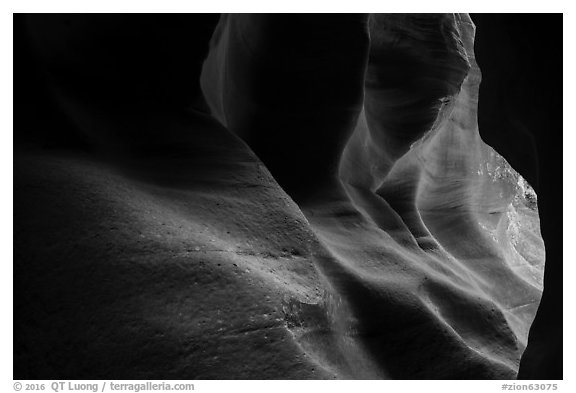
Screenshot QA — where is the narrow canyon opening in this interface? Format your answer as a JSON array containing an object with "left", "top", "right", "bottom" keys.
[{"left": 14, "top": 13, "right": 560, "bottom": 380}]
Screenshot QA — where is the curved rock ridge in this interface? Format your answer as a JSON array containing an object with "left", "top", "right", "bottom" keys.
[
  {"left": 200, "top": 14, "right": 370, "bottom": 199},
  {"left": 14, "top": 13, "right": 549, "bottom": 380},
  {"left": 340, "top": 13, "right": 543, "bottom": 339},
  {"left": 201, "top": 13, "right": 545, "bottom": 378}
]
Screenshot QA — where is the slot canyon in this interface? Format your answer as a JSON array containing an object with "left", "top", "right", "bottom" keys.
[{"left": 13, "top": 13, "right": 562, "bottom": 379}]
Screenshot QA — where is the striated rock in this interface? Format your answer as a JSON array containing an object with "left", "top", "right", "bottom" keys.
[
  {"left": 200, "top": 14, "right": 370, "bottom": 199},
  {"left": 471, "top": 14, "right": 562, "bottom": 380},
  {"left": 14, "top": 13, "right": 556, "bottom": 379},
  {"left": 201, "top": 13, "right": 545, "bottom": 378}
]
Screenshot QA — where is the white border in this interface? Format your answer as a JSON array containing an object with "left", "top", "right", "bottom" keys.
[
  {"left": 3, "top": 2, "right": 572, "bottom": 391},
  {"left": 5, "top": 1, "right": 571, "bottom": 13}
]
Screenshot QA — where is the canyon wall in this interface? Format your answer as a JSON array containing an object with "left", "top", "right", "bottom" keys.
[{"left": 14, "top": 13, "right": 560, "bottom": 379}]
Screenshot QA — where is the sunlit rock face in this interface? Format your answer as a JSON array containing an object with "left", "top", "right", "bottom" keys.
[
  {"left": 202, "top": 13, "right": 545, "bottom": 378},
  {"left": 15, "top": 13, "right": 548, "bottom": 380},
  {"left": 340, "top": 13, "right": 544, "bottom": 343}
]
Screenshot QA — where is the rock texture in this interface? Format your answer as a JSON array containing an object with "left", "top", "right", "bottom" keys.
[
  {"left": 14, "top": 13, "right": 557, "bottom": 379},
  {"left": 472, "top": 14, "right": 562, "bottom": 380},
  {"left": 201, "top": 13, "right": 545, "bottom": 378},
  {"left": 15, "top": 111, "right": 338, "bottom": 379},
  {"left": 200, "top": 14, "right": 370, "bottom": 199}
]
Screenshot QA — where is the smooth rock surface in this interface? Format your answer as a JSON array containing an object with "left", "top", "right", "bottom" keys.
[
  {"left": 200, "top": 13, "right": 545, "bottom": 378},
  {"left": 14, "top": 13, "right": 557, "bottom": 379}
]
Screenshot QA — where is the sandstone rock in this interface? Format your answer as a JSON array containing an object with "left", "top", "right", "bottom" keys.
[{"left": 14, "top": 13, "right": 557, "bottom": 379}]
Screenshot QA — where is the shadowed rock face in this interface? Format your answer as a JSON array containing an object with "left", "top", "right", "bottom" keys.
[
  {"left": 472, "top": 14, "right": 562, "bottom": 380},
  {"left": 200, "top": 14, "right": 370, "bottom": 199},
  {"left": 14, "top": 13, "right": 558, "bottom": 379},
  {"left": 201, "top": 13, "right": 545, "bottom": 378}
]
